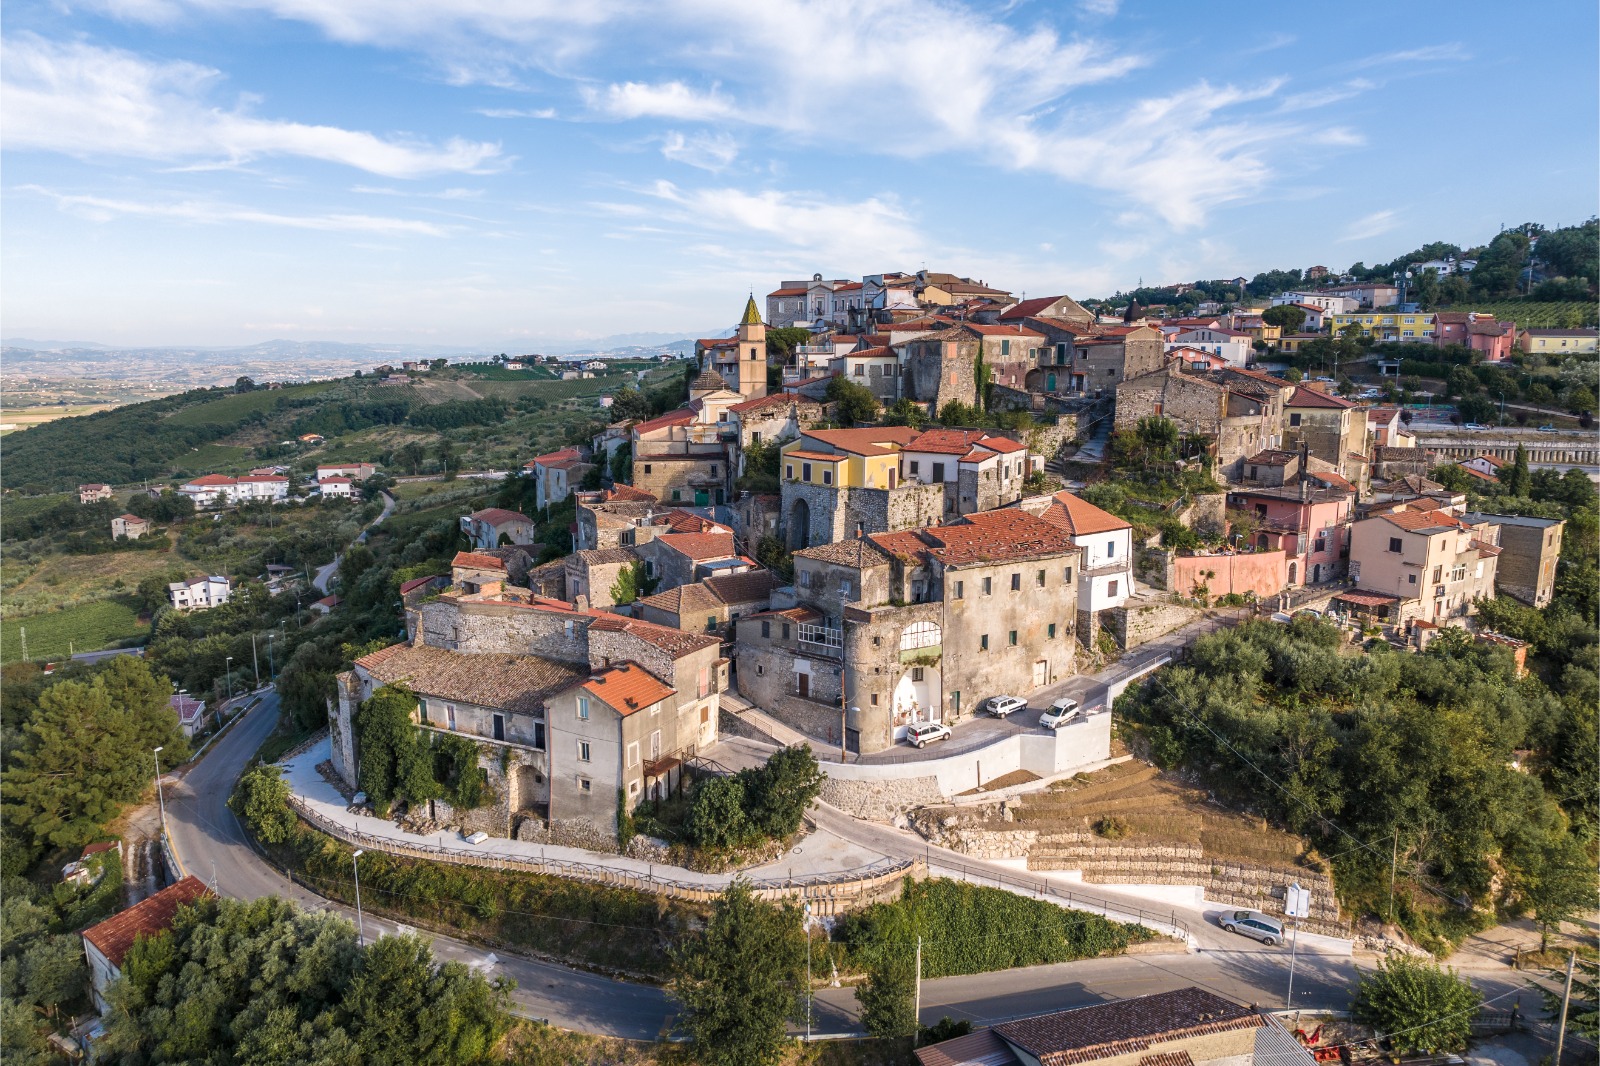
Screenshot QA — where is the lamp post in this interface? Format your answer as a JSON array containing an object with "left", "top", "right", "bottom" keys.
[
  {"left": 352, "top": 850, "right": 367, "bottom": 947},
  {"left": 152, "top": 747, "right": 168, "bottom": 837},
  {"left": 224, "top": 657, "right": 234, "bottom": 701}
]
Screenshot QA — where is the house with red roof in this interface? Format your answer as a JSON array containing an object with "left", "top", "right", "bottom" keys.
[
  {"left": 1344, "top": 504, "right": 1499, "bottom": 633},
  {"left": 1024, "top": 491, "right": 1136, "bottom": 637},
  {"left": 1283, "top": 385, "right": 1369, "bottom": 482},
  {"left": 1163, "top": 326, "right": 1255, "bottom": 368},
  {"left": 459, "top": 507, "right": 537, "bottom": 551},
  {"left": 83, "top": 876, "right": 212, "bottom": 1013},
  {"left": 898, "top": 428, "right": 1035, "bottom": 518},
  {"left": 524, "top": 446, "right": 594, "bottom": 510}
]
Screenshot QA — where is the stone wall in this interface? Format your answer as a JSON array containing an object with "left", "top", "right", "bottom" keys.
[
  {"left": 821, "top": 774, "right": 945, "bottom": 822},
  {"left": 1107, "top": 600, "right": 1203, "bottom": 650},
  {"left": 420, "top": 597, "right": 591, "bottom": 664},
  {"left": 1175, "top": 493, "right": 1227, "bottom": 534},
  {"left": 903, "top": 337, "right": 979, "bottom": 411}
]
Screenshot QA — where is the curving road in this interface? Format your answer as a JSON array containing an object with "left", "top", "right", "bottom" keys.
[
  {"left": 313, "top": 491, "right": 396, "bottom": 594},
  {"left": 165, "top": 693, "right": 1528, "bottom": 1039}
]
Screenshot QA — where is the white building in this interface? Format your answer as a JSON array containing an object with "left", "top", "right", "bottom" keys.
[
  {"left": 317, "top": 475, "right": 355, "bottom": 499},
  {"left": 82, "top": 877, "right": 211, "bottom": 1014},
  {"left": 1165, "top": 327, "right": 1255, "bottom": 368},
  {"left": 1027, "top": 491, "right": 1135, "bottom": 636},
  {"left": 168, "top": 575, "right": 233, "bottom": 611},
  {"left": 178, "top": 474, "right": 288, "bottom": 508},
  {"left": 1271, "top": 291, "right": 1359, "bottom": 314},
  {"left": 315, "top": 463, "right": 377, "bottom": 481}
]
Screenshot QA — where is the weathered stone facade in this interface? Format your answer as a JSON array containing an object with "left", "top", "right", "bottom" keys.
[
  {"left": 820, "top": 775, "right": 944, "bottom": 822},
  {"left": 1107, "top": 599, "right": 1203, "bottom": 650},
  {"left": 780, "top": 479, "right": 945, "bottom": 547},
  {"left": 902, "top": 337, "right": 979, "bottom": 411}
]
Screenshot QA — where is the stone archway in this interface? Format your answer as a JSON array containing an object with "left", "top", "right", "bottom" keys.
[
  {"left": 788, "top": 497, "right": 811, "bottom": 550},
  {"left": 1287, "top": 561, "right": 1298, "bottom": 586}
]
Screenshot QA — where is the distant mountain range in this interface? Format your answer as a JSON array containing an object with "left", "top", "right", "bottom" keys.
[{"left": 1, "top": 332, "right": 709, "bottom": 385}]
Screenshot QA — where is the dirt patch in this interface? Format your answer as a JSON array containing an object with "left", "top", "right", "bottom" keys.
[{"left": 958, "top": 768, "right": 1040, "bottom": 795}]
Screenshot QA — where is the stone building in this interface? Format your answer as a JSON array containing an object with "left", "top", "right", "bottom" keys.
[
  {"left": 1282, "top": 386, "right": 1369, "bottom": 483},
  {"left": 1114, "top": 363, "right": 1286, "bottom": 478},
  {"left": 459, "top": 507, "right": 537, "bottom": 551},
  {"left": 565, "top": 547, "right": 638, "bottom": 608},
  {"left": 331, "top": 589, "right": 723, "bottom": 845},
  {"left": 897, "top": 428, "right": 1033, "bottom": 520},
  {"left": 735, "top": 510, "right": 1082, "bottom": 754},
  {"left": 630, "top": 399, "right": 737, "bottom": 506},
  {"left": 698, "top": 296, "right": 769, "bottom": 399},
  {"left": 634, "top": 530, "right": 746, "bottom": 591},
  {"left": 1462, "top": 512, "right": 1564, "bottom": 608},
  {"left": 636, "top": 570, "right": 775, "bottom": 639},
  {"left": 779, "top": 427, "right": 945, "bottom": 548}
]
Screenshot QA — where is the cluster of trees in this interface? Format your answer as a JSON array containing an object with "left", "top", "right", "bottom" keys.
[
  {"left": 1117, "top": 618, "right": 1596, "bottom": 951},
  {"left": 679, "top": 746, "right": 823, "bottom": 852},
  {"left": 99, "top": 895, "right": 511, "bottom": 1065},
  {"left": 405, "top": 397, "right": 509, "bottom": 431},
  {"left": 352, "top": 685, "right": 490, "bottom": 816},
  {"left": 0, "top": 656, "right": 190, "bottom": 876}
]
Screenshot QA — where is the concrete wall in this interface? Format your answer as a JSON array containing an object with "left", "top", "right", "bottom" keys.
[{"left": 1167, "top": 551, "right": 1288, "bottom": 601}]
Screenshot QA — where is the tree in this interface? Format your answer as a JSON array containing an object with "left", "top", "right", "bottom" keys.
[
  {"left": 234, "top": 376, "right": 257, "bottom": 392},
  {"left": 1284, "top": 367, "right": 1303, "bottom": 383},
  {"left": 354, "top": 685, "right": 438, "bottom": 811},
  {"left": 1352, "top": 955, "right": 1479, "bottom": 1054},
  {"left": 1540, "top": 953, "right": 1598, "bottom": 1040},
  {"left": 738, "top": 745, "right": 824, "bottom": 839},
  {"left": 344, "top": 931, "right": 512, "bottom": 1065},
  {"left": 684, "top": 776, "right": 753, "bottom": 850},
  {"left": 765, "top": 326, "right": 811, "bottom": 363},
  {"left": 1501, "top": 444, "right": 1533, "bottom": 497},
  {"left": 230, "top": 765, "right": 298, "bottom": 844},
  {"left": 395, "top": 441, "right": 427, "bottom": 475},
  {"left": 826, "top": 376, "right": 880, "bottom": 425},
  {"left": 608, "top": 387, "right": 652, "bottom": 423},
  {"left": 1517, "top": 834, "right": 1597, "bottom": 950},
  {"left": 18, "top": 934, "right": 87, "bottom": 1018},
  {"left": 435, "top": 439, "right": 459, "bottom": 480},
  {"left": 857, "top": 948, "right": 918, "bottom": 1039},
  {"left": 609, "top": 560, "right": 656, "bottom": 606},
  {"left": 882, "top": 398, "right": 928, "bottom": 428},
  {"left": 669, "top": 883, "right": 806, "bottom": 1066},
  {"left": 1261, "top": 305, "right": 1307, "bottom": 332}
]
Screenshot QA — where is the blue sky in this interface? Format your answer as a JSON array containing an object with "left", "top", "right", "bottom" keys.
[{"left": 3, "top": 0, "right": 1595, "bottom": 348}]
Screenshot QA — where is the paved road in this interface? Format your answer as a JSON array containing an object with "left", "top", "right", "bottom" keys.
[
  {"left": 167, "top": 693, "right": 1530, "bottom": 1041},
  {"left": 164, "top": 692, "right": 675, "bottom": 1039},
  {"left": 313, "top": 491, "right": 395, "bottom": 594}
]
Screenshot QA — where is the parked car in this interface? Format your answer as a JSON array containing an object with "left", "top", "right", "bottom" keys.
[
  {"left": 1220, "top": 910, "right": 1284, "bottom": 945},
  {"left": 1040, "top": 697, "right": 1084, "bottom": 730},
  {"left": 905, "top": 721, "right": 952, "bottom": 749},
  {"left": 463, "top": 831, "right": 489, "bottom": 845},
  {"left": 986, "top": 695, "right": 1027, "bottom": 718},
  {"left": 1463, "top": 422, "right": 1487, "bottom": 430},
  {"left": 1538, "top": 424, "right": 1556, "bottom": 432}
]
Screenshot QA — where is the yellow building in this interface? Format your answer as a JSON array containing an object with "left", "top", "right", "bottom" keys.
[
  {"left": 1328, "top": 312, "right": 1435, "bottom": 343},
  {"left": 781, "top": 427, "right": 919, "bottom": 489},
  {"left": 1520, "top": 328, "right": 1598, "bottom": 355},
  {"left": 1276, "top": 333, "right": 1320, "bottom": 354}
]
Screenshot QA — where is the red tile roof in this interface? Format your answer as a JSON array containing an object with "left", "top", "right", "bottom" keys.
[
  {"left": 467, "top": 508, "right": 532, "bottom": 526},
  {"left": 656, "top": 532, "right": 737, "bottom": 559},
  {"left": 583, "top": 612, "right": 721, "bottom": 657},
  {"left": 184, "top": 474, "right": 237, "bottom": 487},
  {"left": 453, "top": 551, "right": 508, "bottom": 571},
  {"left": 767, "top": 287, "right": 807, "bottom": 297},
  {"left": 83, "top": 876, "right": 212, "bottom": 969},
  {"left": 655, "top": 509, "right": 730, "bottom": 534},
  {"left": 1381, "top": 509, "right": 1467, "bottom": 532},
  {"left": 798, "top": 426, "right": 922, "bottom": 456},
  {"left": 577, "top": 662, "right": 675, "bottom": 715},
  {"left": 633, "top": 408, "right": 696, "bottom": 434},
  {"left": 960, "top": 323, "right": 1045, "bottom": 339},
  {"left": 785, "top": 449, "right": 848, "bottom": 462},
  {"left": 169, "top": 693, "right": 205, "bottom": 722},
  {"left": 999, "top": 295, "right": 1071, "bottom": 321},
  {"left": 1288, "top": 386, "right": 1360, "bottom": 409},
  {"left": 906, "top": 429, "right": 993, "bottom": 455},
  {"left": 1039, "top": 491, "right": 1132, "bottom": 536},
  {"left": 530, "top": 446, "right": 583, "bottom": 466},
  {"left": 604, "top": 484, "right": 657, "bottom": 502},
  {"left": 919, "top": 510, "right": 1079, "bottom": 565},
  {"left": 1335, "top": 590, "right": 1402, "bottom": 608},
  {"left": 399, "top": 575, "right": 440, "bottom": 594},
  {"left": 993, "top": 987, "right": 1262, "bottom": 1066}
]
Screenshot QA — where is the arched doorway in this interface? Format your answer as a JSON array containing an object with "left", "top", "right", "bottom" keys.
[
  {"left": 788, "top": 498, "right": 811, "bottom": 550},
  {"left": 1287, "top": 561, "right": 1298, "bottom": 586}
]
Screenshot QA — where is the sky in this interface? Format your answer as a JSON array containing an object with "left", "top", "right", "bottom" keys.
[{"left": 2, "top": 0, "right": 1596, "bottom": 349}]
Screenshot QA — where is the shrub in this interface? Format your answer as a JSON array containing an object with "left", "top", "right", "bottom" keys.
[
  {"left": 1094, "top": 816, "right": 1130, "bottom": 840},
  {"left": 1352, "top": 955, "right": 1479, "bottom": 1054}
]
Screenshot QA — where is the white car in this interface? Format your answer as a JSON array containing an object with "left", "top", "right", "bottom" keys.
[
  {"left": 905, "top": 721, "right": 953, "bottom": 748},
  {"left": 986, "top": 695, "right": 1027, "bottom": 718},
  {"left": 1040, "top": 698, "right": 1084, "bottom": 730}
]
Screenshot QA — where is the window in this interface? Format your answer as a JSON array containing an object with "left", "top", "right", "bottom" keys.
[
  {"left": 838, "top": 578, "right": 852, "bottom": 596},
  {"left": 982, "top": 576, "right": 992, "bottom": 595},
  {"left": 419, "top": 699, "right": 430, "bottom": 725},
  {"left": 785, "top": 465, "right": 793, "bottom": 479},
  {"left": 1106, "top": 541, "right": 1116, "bottom": 558},
  {"left": 822, "top": 470, "right": 832, "bottom": 485},
  {"left": 533, "top": 722, "right": 545, "bottom": 750},
  {"left": 911, "top": 667, "right": 924, "bottom": 682},
  {"left": 578, "top": 777, "right": 592, "bottom": 792},
  {"left": 644, "top": 464, "right": 653, "bottom": 474},
  {"left": 980, "top": 634, "right": 989, "bottom": 650},
  {"left": 1107, "top": 579, "right": 1120, "bottom": 597},
  {"left": 1388, "top": 537, "right": 1403, "bottom": 554},
  {"left": 954, "top": 580, "right": 964, "bottom": 599},
  {"left": 1047, "top": 623, "right": 1057, "bottom": 638},
  {"left": 781, "top": 623, "right": 790, "bottom": 640},
  {"left": 645, "top": 560, "right": 657, "bottom": 578},
  {"left": 952, "top": 691, "right": 961, "bottom": 712},
  {"left": 698, "top": 666, "right": 710, "bottom": 698},
  {"left": 1064, "top": 566, "right": 1073, "bottom": 583},
  {"left": 1432, "top": 566, "right": 1443, "bottom": 583},
  {"left": 711, "top": 464, "right": 718, "bottom": 475},
  {"left": 706, "top": 615, "right": 717, "bottom": 632},
  {"left": 1001, "top": 339, "right": 1011, "bottom": 356},
  {"left": 803, "top": 462, "right": 812, "bottom": 480},
  {"left": 1008, "top": 630, "right": 1018, "bottom": 646},
  {"left": 870, "top": 693, "right": 878, "bottom": 705},
  {"left": 756, "top": 664, "right": 764, "bottom": 675},
  {"left": 1037, "top": 570, "right": 1046, "bottom": 587},
  {"left": 761, "top": 619, "right": 771, "bottom": 638},
  {"left": 577, "top": 696, "right": 590, "bottom": 720},
  {"left": 578, "top": 741, "right": 592, "bottom": 762},
  {"left": 564, "top": 620, "right": 575, "bottom": 638},
  {"left": 1408, "top": 574, "right": 1418, "bottom": 585},
  {"left": 627, "top": 742, "right": 639, "bottom": 767},
  {"left": 1011, "top": 573, "right": 1021, "bottom": 591},
  {"left": 492, "top": 713, "right": 505, "bottom": 742},
  {"left": 909, "top": 460, "right": 920, "bottom": 475},
  {"left": 629, "top": 780, "right": 640, "bottom": 796},
  {"left": 854, "top": 364, "right": 865, "bottom": 375},
  {"left": 932, "top": 462, "right": 945, "bottom": 481},
  {"left": 672, "top": 489, "right": 681, "bottom": 501},
  {"left": 1289, "top": 413, "right": 1302, "bottom": 427}
]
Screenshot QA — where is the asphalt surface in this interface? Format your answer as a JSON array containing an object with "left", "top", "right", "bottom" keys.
[
  {"left": 167, "top": 692, "right": 1529, "bottom": 1040},
  {"left": 313, "top": 491, "right": 394, "bottom": 594}
]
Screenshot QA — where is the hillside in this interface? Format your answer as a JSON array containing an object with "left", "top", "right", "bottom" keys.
[{"left": 1, "top": 361, "right": 683, "bottom": 494}]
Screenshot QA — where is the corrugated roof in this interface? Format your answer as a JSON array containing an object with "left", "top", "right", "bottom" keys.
[
  {"left": 915, "top": 1027, "right": 1020, "bottom": 1066},
  {"left": 83, "top": 876, "right": 212, "bottom": 969}
]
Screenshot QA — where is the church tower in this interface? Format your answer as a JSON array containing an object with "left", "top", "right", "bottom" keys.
[{"left": 736, "top": 294, "right": 768, "bottom": 399}]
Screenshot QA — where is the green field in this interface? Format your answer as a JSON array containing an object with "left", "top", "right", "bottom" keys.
[
  {"left": 1, "top": 597, "right": 148, "bottom": 664},
  {"left": 1454, "top": 302, "right": 1597, "bottom": 329},
  {"left": 454, "top": 364, "right": 558, "bottom": 381},
  {"left": 0, "top": 492, "right": 74, "bottom": 521},
  {"left": 163, "top": 381, "right": 337, "bottom": 427},
  {"left": 176, "top": 443, "right": 252, "bottom": 472}
]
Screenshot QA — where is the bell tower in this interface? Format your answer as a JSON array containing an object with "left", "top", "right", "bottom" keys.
[{"left": 736, "top": 294, "right": 768, "bottom": 399}]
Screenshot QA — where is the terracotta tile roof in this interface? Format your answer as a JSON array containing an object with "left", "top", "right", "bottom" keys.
[
  {"left": 842, "top": 345, "right": 894, "bottom": 360},
  {"left": 634, "top": 408, "right": 696, "bottom": 434},
  {"left": 355, "top": 643, "right": 585, "bottom": 715},
  {"left": 116, "top": 513, "right": 146, "bottom": 522},
  {"left": 1471, "top": 539, "right": 1502, "bottom": 557},
  {"left": 319, "top": 476, "right": 353, "bottom": 484},
  {"left": 637, "top": 582, "right": 724, "bottom": 617},
  {"left": 656, "top": 532, "right": 736, "bottom": 560},
  {"left": 795, "top": 538, "right": 891, "bottom": 568},
  {"left": 979, "top": 436, "right": 1026, "bottom": 454},
  {"left": 867, "top": 529, "right": 932, "bottom": 562},
  {"left": 655, "top": 509, "right": 731, "bottom": 534},
  {"left": 169, "top": 693, "right": 205, "bottom": 722},
  {"left": 1471, "top": 454, "right": 1506, "bottom": 468},
  {"left": 728, "top": 393, "right": 799, "bottom": 414},
  {"left": 1139, "top": 1053, "right": 1196, "bottom": 1066},
  {"left": 1461, "top": 466, "right": 1500, "bottom": 483},
  {"left": 529, "top": 446, "right": 583, "bottom": 466},
  {"left": 400, "top": 575, "right": 440, "bottom": 594},
  {"left": 577, "top": 662, "right": 676, "bottom": 715},
  {"left": 83, "top": 876, "right": 212, "bottom": 969},
  {"left": 1468, "top": 319, "right": 1508, "bottom": 336},
  {"left": 453, "top": 551, "right": 508, "bottom": 571},
  {"left": 467, "top": 507, "right": 532, "bottom": 526},
  {"left": 961, "top": 447, "right": 999, "bottom": 463},
  {"left": 703, "top": 569, "right": 775, "bottom": 605},
  {"left": 960, "top": 323, "right": 1045, "bottom": 339},
  {"left": 994, "top": 987, "right": 1262, "bottom": 1066},
  {"left": 767, "top": 286, "right": 807, "bottom": 296},
  {"left": 999, "top": 295, "right": 1070, "bottom": 321},
  {"left": 1245, "top": 450, "right": 1296, "bottom": 465},
  {"left": 1216, "top": 365, "right": 1294, "bottom": 388},
  {"left": 907, "top": 429, "right": 994, "bottom": 455},
  {"left": 922, "top": 510, "right": 1080, "bottom": 565},
  {"left": 1336, "top": 590, "right": 1402, "bottom": 608},
  {"left": 583, "top": 613, "right": 720, "bottom": 657},
  {"left": 573, "top": 547, "right": 637, "bottom": 566},
  {"left": 799, "top": 426, "right": 923, "bottom": 456},
  {"left": 786, "top": 450, "right": 848, "bottom": 462},
  {"left": 1308, "top": 471, "right": 1356, "bottom": 492},
  {"left": 605, "top": 484, "right": 657, "bottom": 502},
  {"left": 184, "top": 474, "right": 237, "bottom": 487},
  {"left": 1288, "top": 386, "right": 1360, "bottom": 409},
  {"left": 1040, "top": 491, "right": 1132, "bottom": 536},
  {"left": 696, "top": 337, "right": 738, "bottom": 349},
  {"left": 314, "top": 594, "right": 340, "bottom": 609},
  {"left": 1380, "top": 509, "right": 1467, "bottom": 532}
]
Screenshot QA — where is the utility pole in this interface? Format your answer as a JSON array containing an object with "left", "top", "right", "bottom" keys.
[
  {"left": 251, "top": 633, "right": 260, "bottom": 687},
  {"left": 352, "top": 850, "right": 367, "bottom": 947},
  {"left": 1555, "top": 951, "right": 1575, "bottom": 1066},
  {"left": 1388, "top": 831, "right": 1398, "bottom": 924},
  {"left": 914, "top": 935, "right": 923, "bottom": 1026}
]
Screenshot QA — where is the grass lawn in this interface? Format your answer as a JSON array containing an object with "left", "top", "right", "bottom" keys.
[{"left": 1, "top": 596, "right": 148, "bottom": 663}]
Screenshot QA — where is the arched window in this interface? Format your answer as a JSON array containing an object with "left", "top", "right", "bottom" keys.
[{"left": 900, "top": 621, "right": 941, "bottom": 651}]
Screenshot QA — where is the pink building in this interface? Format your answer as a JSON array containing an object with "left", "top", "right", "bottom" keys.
[
  {"left": 1434, "top": 312, "right": 1516, "bottom": 362},
  {"left": 1227, "top": 484, "right": 1355, "bottom": 587}
]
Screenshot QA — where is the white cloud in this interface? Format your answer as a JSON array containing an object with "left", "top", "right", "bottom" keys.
[
  {"left": 1078, "top": 0, "right": 1120, "bottom": 16},
  {"left": 1339, "top": 209, "right": 1399, "bottom": 243},
  {"left": 1, "top": 34, "right": 503, "bottom": 177},
  {"left": 24, "top": 186, "right": 452, "bottom": 235},
  {"left": 1351, "top": 43, "right": 1470, "bottom": 69},
  {"left": 594, "top": 81, "right": 739, "bottom": 122},
  {"left": 660, "top": 131, "right": 739, "bottom": 171},
  {"left": 476, "top": 107, "right": 557, "bottom": 119}
]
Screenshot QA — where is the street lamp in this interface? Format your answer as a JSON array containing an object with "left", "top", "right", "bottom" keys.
[
  {"left": 352, "top": 850, "right": 367, "bottom": 947},
  {"left": 224, "top": 657, "right": 234, "bottom": 702},
  {"left": 152, "top": 747, "right": 168, "bottom": 838}
]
